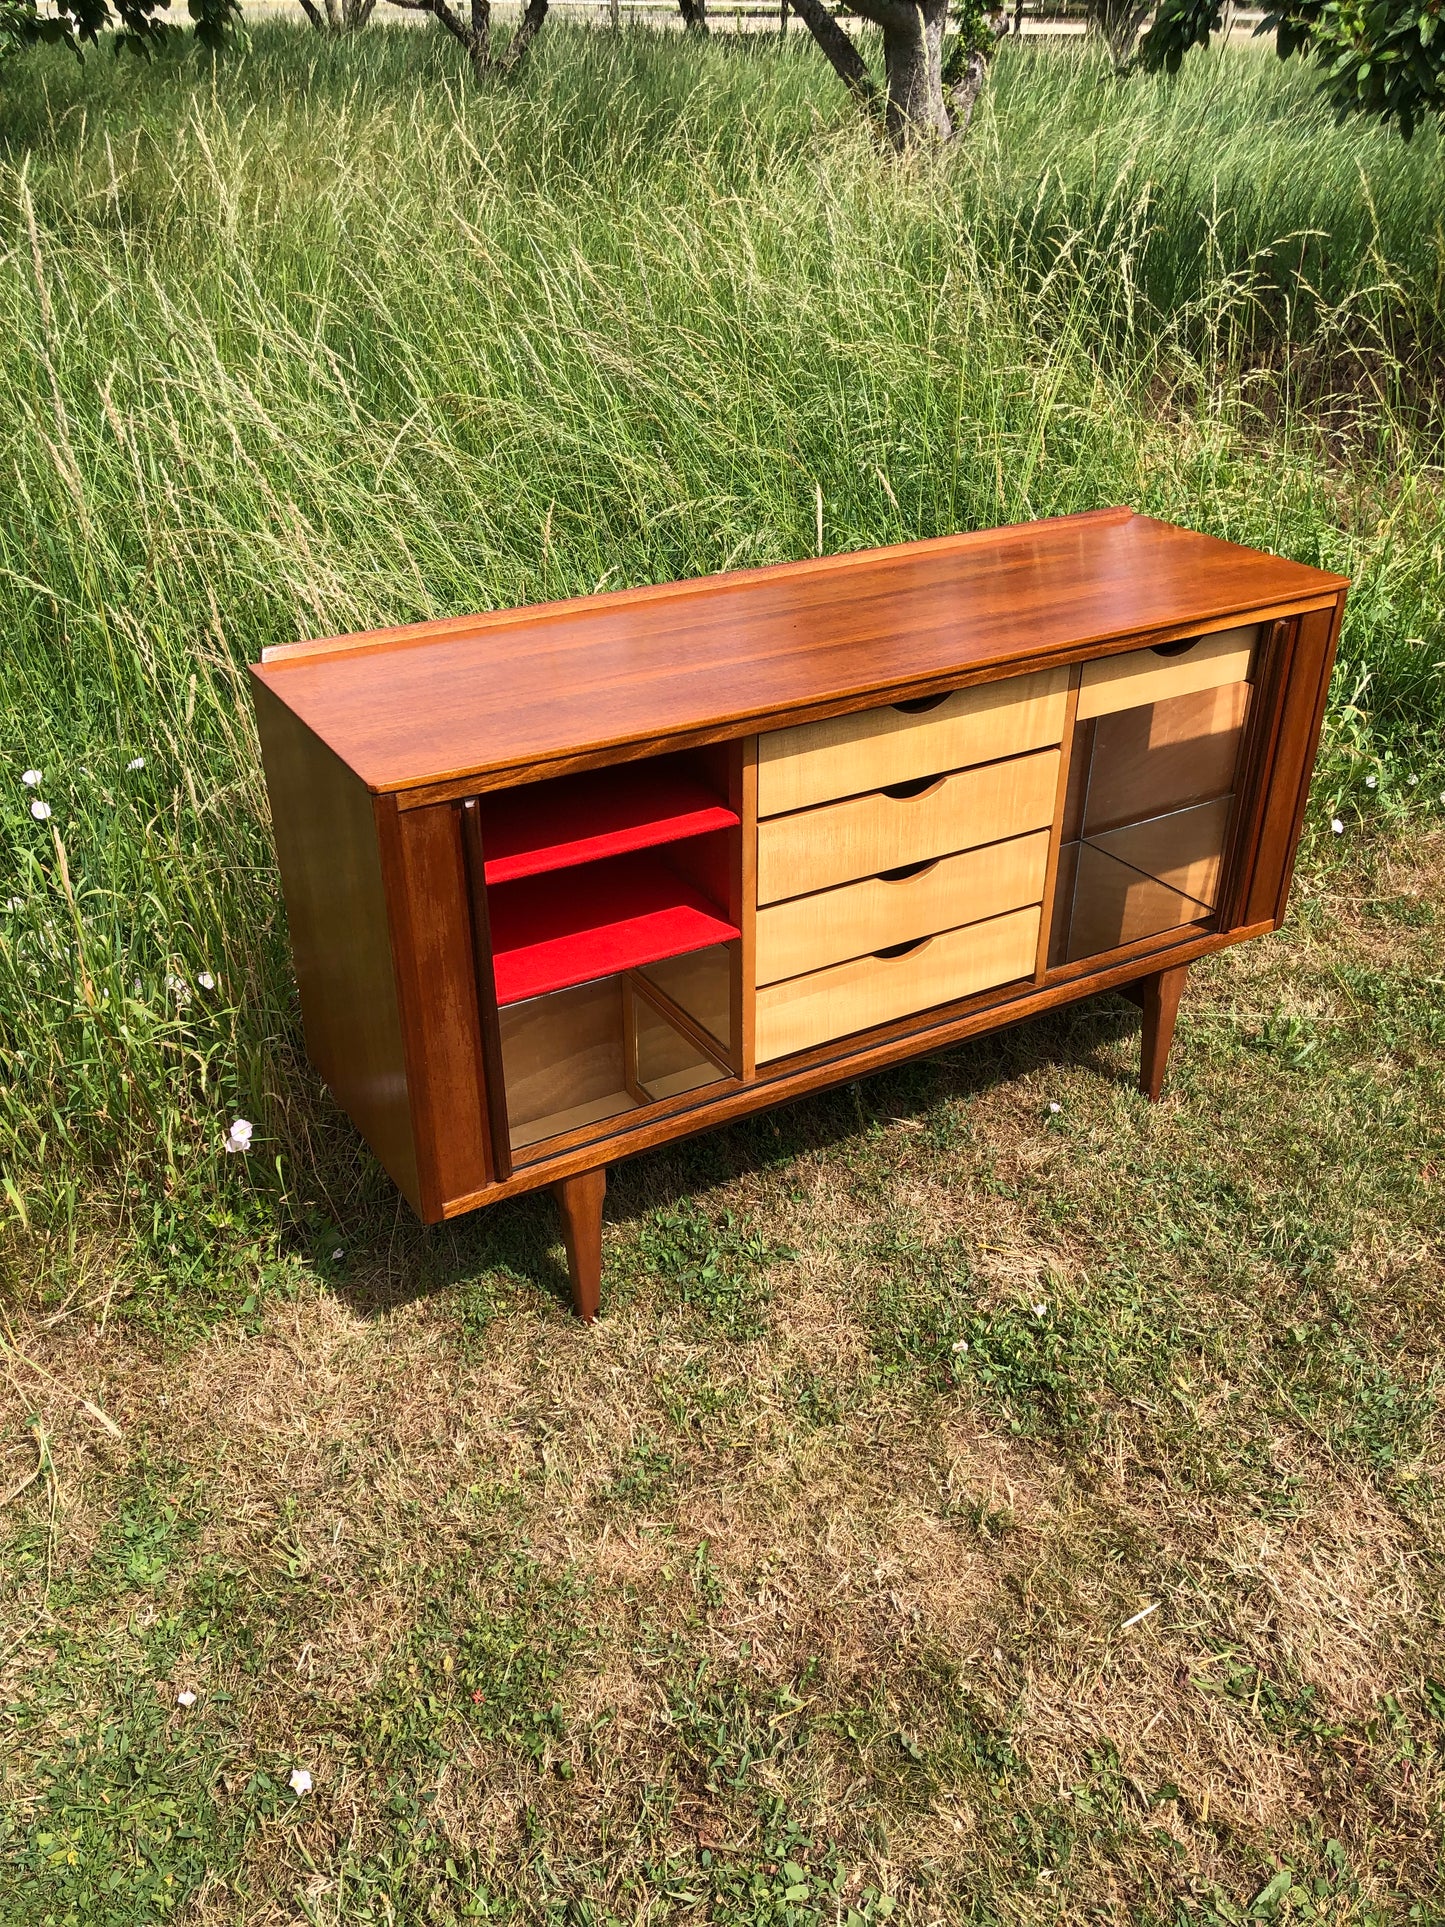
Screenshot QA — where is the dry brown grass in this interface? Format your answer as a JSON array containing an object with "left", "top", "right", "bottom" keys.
[{"left": 3, "top": 828, "right": 1444, "bottom": 1923}]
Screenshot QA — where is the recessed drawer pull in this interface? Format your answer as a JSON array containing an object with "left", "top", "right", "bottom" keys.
[
  {"left": 756, "top": 748, "right": 1060, "bottom": 903},
  {"left": 755, "top": 904, "right": 1042, "bottom": 1062},
  {"left": 891, "top": 692, "right": 952, "bottom": 715},
  {"left": 755, "top": 831, "right": 1049, "bottom": 984},
  {"left": 757, "top": 665, "right": 1070, "bottom": 815},
  {"left": 1076, "top": 624, "right": 1257, "bottom": 721},
  {"left": 882, "top": 774, "right": 946, "bottom": 802}
]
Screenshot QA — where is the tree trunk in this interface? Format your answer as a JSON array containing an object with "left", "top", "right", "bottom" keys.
[
  {"left": 500, "top": 0, "right": 547, "bottom": 69},
  {"left": 880, "top": 0, "right": 952, "bottom": 145},
  {"left": 470, "top": 0, "right": 491, "bottom": 64},
  {"left": 678, "top": 0, "right": 709, "bottom": 30},
  {"left": 789, "top": 0, "right": 882, "bottom": 112},
  {"left": 1090, "top": 0, "right": 1154, "bottom": 70},
  {"left": 949, "top": 45, "right": 987, "bottom": 132}
]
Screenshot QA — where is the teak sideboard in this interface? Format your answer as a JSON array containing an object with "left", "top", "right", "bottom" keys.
[{"left": 251, "top": 508, "right": 1349, "bottom": 1319}]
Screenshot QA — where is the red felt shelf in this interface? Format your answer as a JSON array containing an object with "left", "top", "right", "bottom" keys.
[
  {"left": 489, "top": 852, "right": 740, "bottom": 1006},
  {"left": 480, "top": 760, "right": 738, "bottom": 885}
]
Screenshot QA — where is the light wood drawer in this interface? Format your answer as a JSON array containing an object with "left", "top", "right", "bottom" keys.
[
  {"left": 1076, "top": 625, "right": 1257, "bottom": 720},
  {"left": 756, "top": 748, "right": 1059, "bottom": 905},
  {"left": 756, "top": 830, "right": 1048, "bottom": 986},
  {"left": 756, "top": 905, "right": 1040, "bottom": 1063},
  {"left": 757, "top": 666, "right": 1069, "bottom": 817}
]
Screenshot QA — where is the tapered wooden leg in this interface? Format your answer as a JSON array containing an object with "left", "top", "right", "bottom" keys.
[
  {"left": 1130, "top": 962, "right": 1190, "bottom": 1102},
  {"left": 551, "top": 1167, "right": 606, "bottom": 1322}
]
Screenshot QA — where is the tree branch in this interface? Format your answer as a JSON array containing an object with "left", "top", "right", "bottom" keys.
[
  {"left": 849, "top": 0, "right": 924, "bottom": 32},
  {"left": 470, "top": 0, "right": 491, "bottom": 63},
  {"left": 385, "top": 0, "right": 474, "bottom": 48},
  {"left": 294, "top": 0, "right": 327, "bottom": 26},
  {"left": 499, "top": 0, "right": 547, "bottom": 70},
  {"left": 947, "top": 46, "right": 987, "bottom": 132},
  {"left": 787, "top": 0, "right": 881, "bottom": 107}
]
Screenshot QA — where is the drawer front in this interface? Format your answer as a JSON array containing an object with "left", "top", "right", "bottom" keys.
[
  {"left": 756, "top": 905, "right": 1041, "bottom": 1063},
  {"left": 756, "top": 748, "right": 1059, "bottom": 904},
  {"left": 1076, "top": 625, "right": 1257, "bottom": 721},
  {"left": 756, "top": 830, "right": 1048, "bottom": 986},
  {"left": 757, "top": 666, "right": 1069, "bottom": 817}
]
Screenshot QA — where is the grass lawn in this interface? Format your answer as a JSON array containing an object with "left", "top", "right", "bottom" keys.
[{"left": 1, "top": 19, "right": 1444, "bottom": 1923}]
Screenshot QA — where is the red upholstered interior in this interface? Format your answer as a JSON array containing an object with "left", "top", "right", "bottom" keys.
[
  {"left": 480, "top": 759, "right": 738, "bottom": 884},
  {"left": 489, "top": 852, "right": 739, "bottom": 1005}
]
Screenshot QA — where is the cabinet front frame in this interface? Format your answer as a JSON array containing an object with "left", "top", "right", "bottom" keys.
[{"left": 411, "top": 594, "right": 1341, "bottom": 1215}]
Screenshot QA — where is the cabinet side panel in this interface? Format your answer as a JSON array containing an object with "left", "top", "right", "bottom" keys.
[
  {"left": 378, "top": 799, "right": 493, "bottom": 1218},
  {"left": 1244, "top": 598, "right": 1345, "bottom": 928},
  {"left": 252, "top": 679, "right": 421, "bottom": 1212}
]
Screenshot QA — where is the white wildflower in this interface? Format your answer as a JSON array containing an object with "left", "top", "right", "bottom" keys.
[
  {"left": 127, "top": 756, "right": 146, "bottom": 772},
  {"left": 21, "top": 770, "right": 41, "bottom": 788},
  {"left": 1031, "top": 1301, "right": 1047, "bottom": 1319},
  {"left": 223, "top": 1117, "right": 254, "bottom": 1155},
  {"left": 1331, "top": 817, "right": 1344, "bottom": 835},
  {"left": 951, "top": 1338, "right": 969, "bottom": 1354},
  {"left": 176, "top": 1688, "right": 197, "bottom": 1709},
  {"left": 30, "top": 800, "right": 51, "bottom": 821},
  {"left": 1365, "top": 774, "right": 1377, "bottom": 790},
  {"left": 288, "top": 1768, "right": 313, "bottom": 1797},
  {"left": 331, "top": 1248, "right": 345, "bottom": 1261},
  {"left": 1408, "top": 775, "right": 1418, "bottom": 787},
  {"left": 197, "top": 970, "right": 216, "bottom": 991},
  {"left": 1048, "top": 1101, "right": 1062, "bottom": 1115}
]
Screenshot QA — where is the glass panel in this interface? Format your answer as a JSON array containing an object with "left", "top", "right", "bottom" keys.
[
  {"left": 636, "top": 942, "right": 733, "bottom": 1054},
  {"left": 1053, "top": 671, "right": 1254, "bottom": 966},
  {"left": 499, "top": 977, "right": 634, "bottom": 1151},
  {"left": 633, "top": 991, "right": 727, "bottom": 1103},
  {"left": 498, "top": 960, "right": 732, "bottom": 1154}
]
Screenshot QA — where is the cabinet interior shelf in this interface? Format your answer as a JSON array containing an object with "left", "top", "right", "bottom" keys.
[
  {"left": 489, "top": 851, "right": 740, "bottom": 1005},
  {"left": 479, "top": 759, "right": 738, "bottom": 884}
]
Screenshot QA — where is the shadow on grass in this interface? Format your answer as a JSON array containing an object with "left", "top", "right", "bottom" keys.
[{"left": 322, "top": 989, "right": 1144, "bottom": 1325}]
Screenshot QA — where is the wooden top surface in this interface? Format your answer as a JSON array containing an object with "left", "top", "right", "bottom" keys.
[{"left": 250, "top": 508, "right": 1347, "bottom": 795}]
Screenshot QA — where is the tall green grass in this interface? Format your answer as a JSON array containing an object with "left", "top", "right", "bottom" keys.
[{"left": 1, "top": 24, "right": 1442, "bottom": 1295}]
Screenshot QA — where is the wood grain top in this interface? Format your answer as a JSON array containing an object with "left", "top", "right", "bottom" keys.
[{"left": 250, "top": 509, "right": 1347, "bottom": 795}]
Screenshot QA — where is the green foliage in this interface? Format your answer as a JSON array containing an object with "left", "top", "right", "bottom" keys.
[
  {"left": 1141, "top": 0, "right": 1445, "bottom": 137},
  {"left": 630, "top": 1202, "right": 789, "bottom": 1337},
  {"left": 362, "top": 1560, "right": 586, "bottom": 1769},
  {"left": 0, "top": 0, "right": 237, "bottom": 64},
  {"left": 0, "top": 1688, "right": 242, "bottom": 1925},
  {"left": 945, "top": 0, "right": 1002, "bottom": 70},
  {"left": 0, "top": 26, "right": 1442, "bottom": 1312}
]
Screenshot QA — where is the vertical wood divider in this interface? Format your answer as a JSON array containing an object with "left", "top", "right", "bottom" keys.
[
  {"left": 460, "top": 799, "right": 515, "bottom": 1184},
  {"left": 1217, "top": 617, "right": 1295, "bottom": 934},
  {"left": 739, "top": 736, "right": 759, "bottom": 1080},
  {"left": 1034, "top": 670, "right": 1082, "bottom": 983},
  {"left": 620, "top": 977, "right": 646, "bottom": 1107}
]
